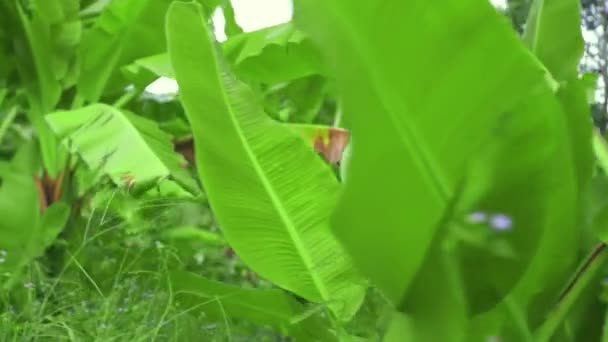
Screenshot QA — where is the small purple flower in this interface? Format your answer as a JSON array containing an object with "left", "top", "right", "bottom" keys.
[
  {"left": 467, "top": 211, "right": 487, "bottom": 224},
  {"left": 490, "top": 214, "right": 513, "bottom": 231}
]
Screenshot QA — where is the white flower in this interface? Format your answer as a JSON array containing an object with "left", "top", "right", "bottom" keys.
[
  {"left": 467, "top": 211, "right": 488, "bottom": 224},
  {"left": 490, "top": 214, "right": 513, "bottom": 231}
]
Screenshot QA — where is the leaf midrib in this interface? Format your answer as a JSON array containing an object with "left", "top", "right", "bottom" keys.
[{"left": 200, "top": 17, "right": 330, "bottom": 300}]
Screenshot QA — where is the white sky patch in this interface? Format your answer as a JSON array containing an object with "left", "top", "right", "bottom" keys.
[
  {"left": 212, "top": 7, "right": 227, "bottom": 42},
  {"left": 490, "top": 0, "right": 507, "bottom": 10},
  {"left": 145, "top": 77, "right": 178, "bottom": 95},
  {"left": 230, "top": 0, "right": 293, "bottom": 32}
]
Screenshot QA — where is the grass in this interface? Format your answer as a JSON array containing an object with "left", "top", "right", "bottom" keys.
[{"left": 0, "top": 186, "right": 278, "bottom": 341}]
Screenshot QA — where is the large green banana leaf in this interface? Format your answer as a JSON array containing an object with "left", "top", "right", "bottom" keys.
[
  {"left": 166, "top": 2, "right": 365, "bottom": 320},
  {"left": 46, "top": 103, "right": 198, "bottom": 194},
  {"left": 294, "top": 0, "right": 578, "bottom": 314}
]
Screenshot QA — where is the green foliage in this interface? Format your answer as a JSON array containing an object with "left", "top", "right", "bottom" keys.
[
  {"left": 0, "top": 142, "right": 69, "bottom": 290},
  {"left": 222, "top": 22, "right": 324, "bottom": 83},
  {"left": 1, "top": 0, "right": 608, "bottom": 340},
  {"left": 16, "top": 2, "right": 62, "bottom": 112},
  {"left": 123, "top": 21, "right": 322, "bottom": 86},
  {"left": 78, "top": 0, "right": 172, "bottom": 102},
  {"left": 296, "top": 0, "right": 574, "bottom": 311},
  {"left": 46, "top": 103, "right": 198, "bottom": 194},
  {"left": 166, "top": 1, "right": 364, "bottom": 320},
  {"left": 14, "top": 1, "right": 73, "bottom": 178},
  {"left": 170, "top": 270, "right": 335, "bottom": 341},
  {"left": 523, "top": 0, "right": 584, "bottom": 81}
]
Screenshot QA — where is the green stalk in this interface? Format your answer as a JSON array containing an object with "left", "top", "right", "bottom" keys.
[
  {"left": 593, "top": 129, "right": 608, "bottom": 172},
  {"left": 70, "top": 93, "right": 85, "bottom": 109},
  {"left": 113, "top": 88, "right": 142, "bottom": 109},
  {"left": 602, "top": 305, "right": 608, "bottom": 342},
  {"left": 0, "top": 106, "right": 18, "bottom": 144},
  {"left": 504, "top": 296, "right": 534, "bottom": 342},
  {"left": 333, "top": 102, "right": 343, "bottom": 128},
  {"left": 534, "top": 243, "right": 607, "bottom": 342}
]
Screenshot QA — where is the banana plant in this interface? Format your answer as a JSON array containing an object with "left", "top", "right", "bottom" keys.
[{"left": 166, "top": 1, "right": 365, "bottom": 322}]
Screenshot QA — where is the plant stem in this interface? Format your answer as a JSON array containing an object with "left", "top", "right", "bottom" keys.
[
  {"left": 333, "top": 103, "right": 343, "bottom": 128},
  {"left": 70, "top": 93, "right": 85, "bottom": 109},
  {"left": 504, "top": 296, "right": 534, "bottom": 342},
  {"left": 113, "top": 88, "right": 142, "bottom": 109},
  {"left": 602, "top": 304, "right": 608, "bottom": 342},
  {"left": 534, "top": 243, "right": 607, "bottom": 342},
  {"left": 593, "top": 129, "right": 608, "bottom": 172},
  {"left": 0, "top": 106, "right": 18, "bottom": 144}
]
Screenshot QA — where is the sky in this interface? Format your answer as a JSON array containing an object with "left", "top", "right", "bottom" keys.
[
  {"left": 491, "top": 0, "right": 507, "bottom": 10},
  {"left": 229, "top": 0, "right": 293, "bottom": 32}
]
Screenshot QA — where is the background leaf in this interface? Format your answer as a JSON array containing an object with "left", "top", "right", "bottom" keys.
[
  {"left": 16, "top": 2, "right": 62, "bottom": 112},
  {"left": 77, "top": 0, "right": 172, "bottom": 102},
  {"left": 523, "top": 0, "right": 584, "bottom": 81},
  {"left": 0, "top": 142, "right": 68, "bottom": 290},
  {"left": 170, "top": 271, "right": 336, "bottom": 341},
  {"left": 46, "top": 103, "right": 198, "bottom": 194},
  {"left": 504, "top": 0, "right": 595, "bottom": 331},
  {"left": 222, "top": 22, "right": 324, "bottom": 83},
  {"left": 123, "top": 22, "right": 323, "bottom": 88},
  {"left": 0, "top": 171, "right": 40, "bottom": 289}
]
